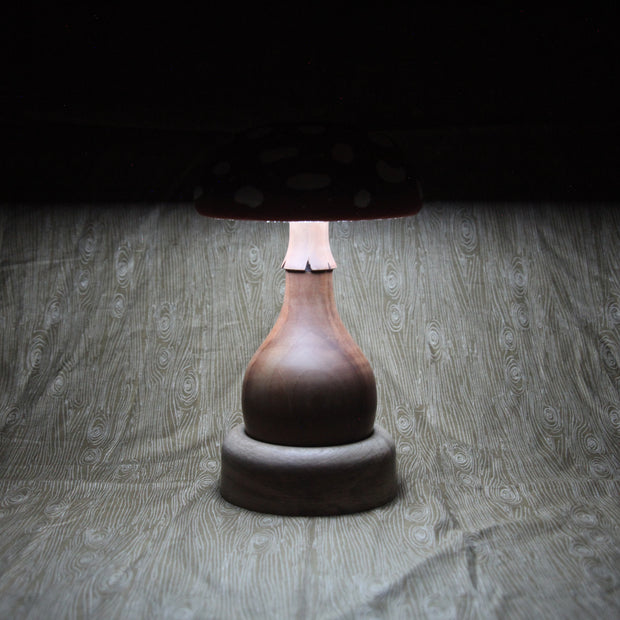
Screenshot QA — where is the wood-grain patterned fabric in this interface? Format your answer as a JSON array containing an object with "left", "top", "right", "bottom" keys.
[{"left": 1, "top": 204, "right": 619, "bottom": 619}]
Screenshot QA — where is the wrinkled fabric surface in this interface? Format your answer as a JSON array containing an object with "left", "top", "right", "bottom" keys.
[{"left": 0, "top": 204, "right": 618, "bottom": 619}]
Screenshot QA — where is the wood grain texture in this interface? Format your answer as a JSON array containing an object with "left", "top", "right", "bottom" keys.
[{"left": 0, "top": 204, "right": 619, "bottom": 619}]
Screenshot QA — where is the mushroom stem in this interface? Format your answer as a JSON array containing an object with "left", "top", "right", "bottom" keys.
[
  {"left": 281, "top": 221, "right": 337, "bottom": 271},
  {"left": 241, "top": 269, "right": 376, "bottom": 446}
]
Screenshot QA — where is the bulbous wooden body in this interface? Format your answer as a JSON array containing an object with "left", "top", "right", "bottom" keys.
[{"left": 242, "top": 270, "right": 376, "bottom": 447}]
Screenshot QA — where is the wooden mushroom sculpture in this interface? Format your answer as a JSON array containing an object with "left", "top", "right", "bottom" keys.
[{"left": 196, "top": 123, "right": 422, "bottom": 515}]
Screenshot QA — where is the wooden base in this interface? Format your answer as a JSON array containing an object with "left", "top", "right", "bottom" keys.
[{"left": 220, "top": 424, "right": 397, "bottom": 516}]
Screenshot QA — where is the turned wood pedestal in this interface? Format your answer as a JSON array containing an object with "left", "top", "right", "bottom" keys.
[{"left": 220, "top": 222, "right": 397, "bottom": 515}]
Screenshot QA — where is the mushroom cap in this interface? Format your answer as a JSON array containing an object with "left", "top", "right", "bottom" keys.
[{"left": 195, "top": 123, "right": 422, "bottom": 221}]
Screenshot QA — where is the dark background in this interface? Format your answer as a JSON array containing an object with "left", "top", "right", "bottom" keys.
[{"left": 4, "top": 4, "right": 619, "bottom": 202}]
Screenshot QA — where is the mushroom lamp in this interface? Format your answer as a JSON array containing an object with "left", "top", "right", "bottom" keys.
[{"left": 196, "top": 123, "right": 422, "bottom": 515}]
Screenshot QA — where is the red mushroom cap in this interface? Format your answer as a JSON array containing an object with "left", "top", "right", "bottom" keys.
[{"left": 195, "top": 123, "right": 422, "bottom": 221}]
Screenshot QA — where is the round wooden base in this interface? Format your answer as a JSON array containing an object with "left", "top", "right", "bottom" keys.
[{"left": 220, "top": 425, "right": 397, "bottom": 516}]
